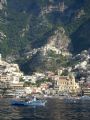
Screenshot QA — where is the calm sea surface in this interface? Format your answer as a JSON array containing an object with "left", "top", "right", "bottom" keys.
[{"left": 0, "top": 98, "right": 90, "bottom": 120}]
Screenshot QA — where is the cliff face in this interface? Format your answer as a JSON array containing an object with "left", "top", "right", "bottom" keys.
[
  {"left": 43, "top": 28, "right": 70, "bottom": 55},
  {"left": 0, "top": 0, "right": 90, "bottom": 58}
]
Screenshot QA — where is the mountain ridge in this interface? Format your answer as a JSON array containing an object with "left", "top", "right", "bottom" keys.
[{"left": 0, "top": 0, "right": 90, "bottom": 57}]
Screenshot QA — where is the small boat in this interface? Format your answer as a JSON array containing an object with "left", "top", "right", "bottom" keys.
[
  {"left": 81, "top": 95, "right": 90, "bottom": 100},
  {"left": 44, "top": 95, "right": 53, "bottom": 98},
  {"left": 64, "top": 97, "right": 81, "bottom": 104},
  {"left": 11, "top": 98, "right": 47, "bottom": 106}
]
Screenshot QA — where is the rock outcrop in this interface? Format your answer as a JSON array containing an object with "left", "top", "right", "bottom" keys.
[{"left": 43, "top": 27, "right": 70, "bottom": 55}]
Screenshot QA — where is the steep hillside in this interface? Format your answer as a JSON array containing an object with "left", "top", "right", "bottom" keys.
[
  {"left": 0, "top": 0, "right": 90, "bottom": 57},
  {"left": 71, "top": 19, "right": 90, "bottom": 53}
]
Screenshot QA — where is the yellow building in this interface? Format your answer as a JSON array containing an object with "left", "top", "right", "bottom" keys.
[
  {"left": 56, "top": 76, "right": 68, "bottom": 92},
  {"left": 55, "top": 74, "right": 79, "bottom": 94}
]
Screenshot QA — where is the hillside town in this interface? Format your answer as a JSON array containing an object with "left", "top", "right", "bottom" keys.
[{"left": 0, "top": 50, "right": 90, "bottom": 98}]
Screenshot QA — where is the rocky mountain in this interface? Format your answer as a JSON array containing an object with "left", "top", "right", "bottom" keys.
[
  {"left": 0, "top": 0, "right": 90, "bottom": 73},
  {"left": 0, "top": 0, "right": 90, "bottom": 57}
]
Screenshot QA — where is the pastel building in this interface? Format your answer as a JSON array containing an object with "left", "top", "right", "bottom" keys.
[{"left": 54, "top": 74, "right": 80, "bottom": 94}]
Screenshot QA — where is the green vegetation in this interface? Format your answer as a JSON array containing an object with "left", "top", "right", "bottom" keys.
[
  {"left": 71, "top": 19, "right": 90, "bottom": 53},
  {"left": 0, "top": 0, "right": 90, "bottom": 56},
  {"left": 61, "top": 70, "right": 69, "bottom": 76},
  {"left": 36, "top": 78, "right": 52, "bottom": 87},
  {"left": 23, "top": 81, "right": 31, "bottom": 87},
  {"left": 0, "top": 0, "right": 90, "bottom": 75},
  {"left": 19, "top": 77, "right": 25, "bottom": 82},
  {"left": 23, "top": 78, "right": 52, "bottom": 87}
]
